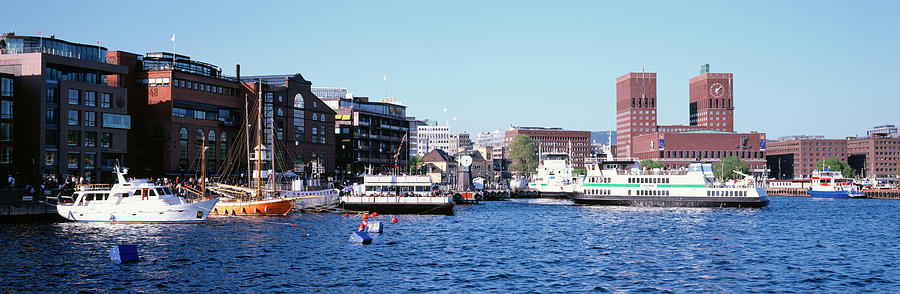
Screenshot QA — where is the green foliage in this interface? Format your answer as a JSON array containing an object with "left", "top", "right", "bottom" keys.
[
  {"left": 408, "top": 155, "right": 424, "bottom": 175},
  {"left": 814, "top": 157, "right": 857, "bottom": 178},
  {"left": 573, "top": 168, "right": 586, "bottom": 176},
  {"left": 640, "top": 159, "right": 664, "bottom": 169},
  {"left": 509, "top": 134, "right": 539, "bottom": 175},
  {"left": 713, "top": 156, "right": 750, "bottom": 181}
]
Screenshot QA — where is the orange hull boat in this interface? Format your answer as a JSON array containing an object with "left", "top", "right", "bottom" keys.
[{"left": 211, "top": 198, "right": 294, "bottom": 216}]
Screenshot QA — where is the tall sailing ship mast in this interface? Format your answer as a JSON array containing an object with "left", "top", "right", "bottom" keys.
[{"left": 208, "top": 80, "right": 295, "bottom": 216}]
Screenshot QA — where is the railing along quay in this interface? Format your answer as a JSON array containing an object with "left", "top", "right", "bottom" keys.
[
  {"left": 864, "top": 189, "right": 900, "bottom": 199},
  {"left": 765, "top": 188, "right": 809, "bottom": 197}
]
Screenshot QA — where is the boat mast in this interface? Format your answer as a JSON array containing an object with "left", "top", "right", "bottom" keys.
[
  {"left": 256, "top": 80, "right": 263, "bottom": 197},
  {"left": 201, "top": 134, "right": 207, "bottom": 198},
  {"left": 270, "top": 109, "right": 276, "bottom": 193},
  {"left": 245, "top": 94, "right": 251, "bottom": 192}
]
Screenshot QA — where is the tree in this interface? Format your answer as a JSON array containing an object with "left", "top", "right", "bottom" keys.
[
  {"left": 713, "top": 156, "right": 749, "bottom": 181},
  {"left": 508, "top": 134, "right": 539, "bottom": 175},
  {"left": 815, "top": 157, "right": 857, "bottom": 178},
  {"left": 640, "top": 159, "right": 664, "bottom": 169},
  {"left": 573, "top": 168, "right": 586, "bottom": 176},
  {"left": 408, "top": 155, "right": 424, "bottom": 175}
]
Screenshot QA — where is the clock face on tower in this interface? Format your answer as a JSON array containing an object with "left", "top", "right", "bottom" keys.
[{"left": 710, "top": 83, "right": 725, "bottom": 98}]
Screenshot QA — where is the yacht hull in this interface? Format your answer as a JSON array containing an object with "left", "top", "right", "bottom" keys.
[{"left": 56, "top": 198, "right": 219, "bottom": 223}]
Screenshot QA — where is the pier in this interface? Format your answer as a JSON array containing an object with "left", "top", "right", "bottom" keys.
[
  {"left": 864, "top": 189, "right": 900, "bottom": 199},
  {"left": 765, "top": 188, "right": 809, "bottom": 197}
]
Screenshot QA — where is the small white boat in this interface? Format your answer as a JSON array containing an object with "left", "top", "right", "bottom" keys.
[{"left": 56, "top": 166, "right": 218, "bottom": 223}]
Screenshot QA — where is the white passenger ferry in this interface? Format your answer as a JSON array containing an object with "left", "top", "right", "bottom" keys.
[
  {"left": 571, "top": 160, "right": 769, "bottom": 208},
  {"left": 528, "top": 154, "right": 577, "bottom": 197},
  {"left": 56, "top": 167, "right": 218, "bottom": 223},
  {"left": 342, "top": 175, "right": 454, "bottom": 215}
]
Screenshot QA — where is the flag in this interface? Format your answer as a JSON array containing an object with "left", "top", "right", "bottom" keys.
[
  {"left": 39, "top": 29, "right": 42, "bottom": 35},
  {"left": 97, "top": 41, "right": 100, "bottom": 45},
  {"left": 170, "top": 33, "right": 175, "bottom": 42},
  {"left": 382, "top": 74, "right": 387, "bottom": 81}
]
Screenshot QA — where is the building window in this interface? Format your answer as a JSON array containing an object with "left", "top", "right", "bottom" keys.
[
  {"left": 101, "top": 113, "right": 131, "bottom": 129},
  {"left": 46, "top": 109, "right": 57, "bottom": 124},
  {"left": 84, "top": 91, "right": 96, "bottom": 107},
  {"left": 66, "top": 152, "right": 80, "bottom": 169},
  {"left": 45, "top": 151, "right": 57, "bottom": 166},
  {"left": 84, "top": 111, "right": 96, "bottom": 127},
  {"left": 320, "top": 125, "right": 326, "bottom": 144},
  {"left": 68, "top": 89, "right": 79, "bottom": 105},
  {"left": 84, "top": 152, "right": 95, "bottom": 169},
  {"left": 47, "top": 87, "right": 59, "bottom": 105},
  {"left": 0, "top": 123, "right": 11, "bottom": 142},
  {"left": 67, "top": 131, "right": 80, "bottom": 146},
  {"left": 101, "top": 93, "right": 111, "bottom": 108},
  {"left": 179, "top": 128, "right": 189, "bottom": 164},
  {"left": 0, "top": 146, "right": 11, "bottom": 165},
  {"left": 68, "top": 110, "right": 79, "bottom": 126},
  {"left": 294, "top": 116, "right": 304, "bottom": 142},
  {"left": 0, "top": 78, "right": 12, "bottom": 97},
  {"left": 1, "top": 100, "right": 12, "bottom": 119},
  {"left": 84, "top": 132, "right": 97, "bottom": 147},
  {"left": 46, "top": 129, "right": 58, "bottom": 146},
  {"left": 101, "top": 132, "right": 112, "bottom": 148},
  {"left": 294, "top": 94, "right": 304, "bottom": 109}
]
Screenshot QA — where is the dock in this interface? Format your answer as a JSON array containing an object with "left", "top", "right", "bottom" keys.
[
  {"left": 864, "top": 189, "right": 900, "bottom": 199},
  {"left": 765, "top": 188, "right": 809, "bottom": 197}
]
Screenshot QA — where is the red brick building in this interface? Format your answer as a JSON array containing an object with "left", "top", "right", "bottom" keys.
[
  {"left": 615, "top": 72, "right": 657, "bottom": 158},
  {"left": 689, "top": 72, "right": 734, "bottom": 131},
  {"left": 615, "top": 66, "right": 766, "bottom": 171},
  {"left": 1, "top": 33, "right": 130, "bottom": 184},
  {"left": 107, "top": 51, "right": 243, "bottom": 178},
  {"left": 505, "top": 127, "right": 590, "bottom": 168},
  {"left": 631, "top": 131, "right": 767, "bottom": 170},
  {"left": 847, "top": 135, "right": 900, "bottom": 178},
  {"left": 765, "top": 137, "right": 848, "bottom": 179}
]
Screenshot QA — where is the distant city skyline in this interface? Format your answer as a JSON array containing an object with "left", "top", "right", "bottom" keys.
[{"left": 5, "top": 0, "right": 897, "bottom": 138}]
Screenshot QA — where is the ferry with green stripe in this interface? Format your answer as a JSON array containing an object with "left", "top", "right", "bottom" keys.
[{"left": 571, "top": 160, "right": 768, "bottom": 208}]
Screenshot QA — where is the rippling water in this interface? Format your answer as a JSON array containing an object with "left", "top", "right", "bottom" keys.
[{"left": 2, "top": 196, "right": 899, "bottom": 293}]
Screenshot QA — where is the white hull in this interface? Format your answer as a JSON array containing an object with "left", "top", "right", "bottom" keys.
[{"left": 57, "top": 198, "right": 218, "bottom": 223}]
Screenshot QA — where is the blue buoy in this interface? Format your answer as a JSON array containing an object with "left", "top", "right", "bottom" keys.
[
  {"left": 349, "top": 231, "right": 373, "bottom": 244},
  {"left": 110, "top": 245, "right": 139, "bottom": 264},
  {"left": 366, "top": 221, "right": 383, "bottom": 233}
]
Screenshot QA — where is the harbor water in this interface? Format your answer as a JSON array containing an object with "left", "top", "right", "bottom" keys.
[{"left": 2, "top": 196, "right": 899, "bottom": 293}]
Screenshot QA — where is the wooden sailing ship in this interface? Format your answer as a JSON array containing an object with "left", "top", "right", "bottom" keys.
[{"left": 207, "top": 80, "right": 294, "bottom": 216}]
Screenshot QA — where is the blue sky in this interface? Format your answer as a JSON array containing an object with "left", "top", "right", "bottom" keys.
[{"left": 6, "top": 0, "right": 898, "bottom": 138}]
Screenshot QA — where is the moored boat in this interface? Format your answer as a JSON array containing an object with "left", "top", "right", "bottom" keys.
[
  {"left": 528, "top": 153, "right": 577, "bottom": 198},
  {"left": 342, "top": 175, "right": 454, "bottom": 215},
  {"left": 808, "top": 169, "right": 864, "bottom": 198},
  {"left": 571, "top": 160, "right": 768, "bottom": 208},
  {"left": 56, "top": 166, "right": 218, "bottom": 223}
]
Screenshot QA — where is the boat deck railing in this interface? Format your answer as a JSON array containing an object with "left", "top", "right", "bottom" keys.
[
  {"left": 76, "top": 184, "right": 111, "bottom": 191},
  {"left": 614, "top": 169, "right": 690, "bottom": 176},
  {"left": 341, "top": 195, "right": 453, "bottom": 204}
]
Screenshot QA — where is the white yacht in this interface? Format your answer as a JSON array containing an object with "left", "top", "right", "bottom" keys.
[
  {"left": 56, "top": 167, "right": 218, "bottom": 223},
  {"left": 528, "top": 154, "right": 577, "bottom": 197},
  {"left": 571, "top": 160, "right": 769, "bottom": 208}
]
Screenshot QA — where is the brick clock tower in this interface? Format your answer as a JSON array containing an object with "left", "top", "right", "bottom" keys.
[
  {"left": 689, "top": 65, "right": 734, "bottom": 132},
  {"left": 616, "top": 72, "right": 657, "bottom": 158}
]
